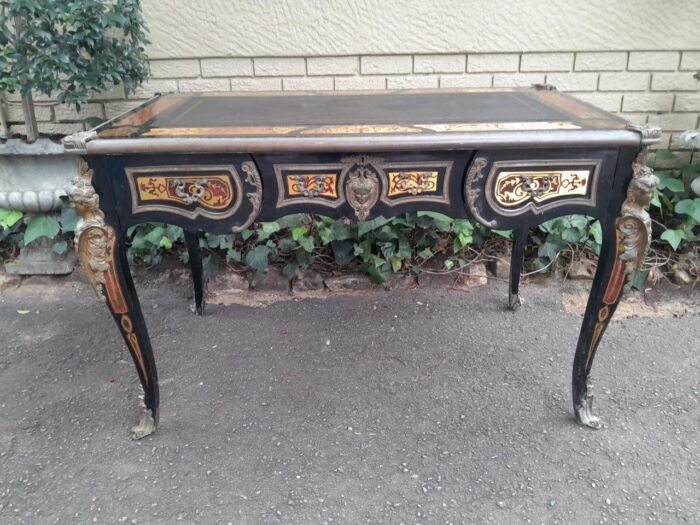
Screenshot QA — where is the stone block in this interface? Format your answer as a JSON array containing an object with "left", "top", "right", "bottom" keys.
[
  {"left": 249, "top": 267, "right": 290, "bottom": 292},
  {"left": 598, "top": 72, "right": 650, "bottom": 92},
  {"left": 680, "top": 51, "right": 700, "bottom": 71},
  {"left": 628, "top": 51, "right": 679, "bottom": 71},
  {"left": 292, "top": 270, "right": 325, "bottom": 292},
  {"left": 545, "top": 72, "right": 598, "bottom": 92},
  {"left": 205, "top": 270, "right": 248, "bottom": 297},
  {"left": 307, "top": 56, "right": 358, "bottom": 76},
  {"left": 360, "top": 55, "right": 413, "bottom": 75},
  {"left": 386, "top": 76, "right": 439, "bottom": 89},
  {"left": 674, "top": 93, "right": 700, "bottom": 111},
  {"left": 149, "top": 59, "right": 200, "bottom": 78},
  {"left": 574, "top": 52, "right": 627, "bottom": 71},
  {"left": 520, "top": 53, "right": 574, "bottom": 72},
  {"left": 622, "top": 93, "right": 674, "bottom": 112},
  {"left": 467, "top": 54, "right": 519, "bottom": 73},
  {"left": 178, "top": 78, "right": 230, "bottom": 92},
  {"left": 283, "top": 77, "right": 333, "bottom": 90},
  {"left": 453, "top": 263, "right": 488, "bottom": 289},
  {"left": 413, "top": 54, "right": 465, "bottom": 73},
  {"left": 53, "top": 103, "right": 104, "bottom": 121},
  {"left": 230, "top": 78, "right": 282, "bottom": 91},
  {"left": 324, "top": 274, "right": 373, "bottom": 292},
  {"left": 334, "top": 76, "right": 386, "bottom": 90},
  {"left": 254, "top": 58, "right": 306, "bottom": 76},
  {"left": 492, "top": 73, "right": 545, "bottom": 88},
  {"left": 439, "top": 74, "right": 493, "bottom": 88},
  {"left": 571, "top": 92, "right": 622, "bottom": 112},
  {"left": 647, "top": 113, "right": 698, "bottom": 132},
  {"left": 651, "top": 73, "right": 700, "bottom": 91},
  {"left": 382, "top": 273, "right": 417, "bottom": 291},
  {"left": 201, "top": 58, "right": 253, "bottom": 77}
]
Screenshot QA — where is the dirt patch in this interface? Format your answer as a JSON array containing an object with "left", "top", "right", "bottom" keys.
[{"left": 562, "top": 284, "right": 700, "bottom": 319}]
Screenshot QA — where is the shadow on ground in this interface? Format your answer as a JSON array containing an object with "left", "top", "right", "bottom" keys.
[{"left": 0, "top": 275, "right": 698, "bottom": 524}]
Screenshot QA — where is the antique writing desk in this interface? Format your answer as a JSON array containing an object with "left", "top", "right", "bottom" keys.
[{"left": 64, "top": 88, "right": 661, "bottom": 439}]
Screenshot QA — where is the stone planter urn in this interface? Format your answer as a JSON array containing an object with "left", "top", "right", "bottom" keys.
[{"left": 0, "top": 137, "right": 79, "bottom": 274}]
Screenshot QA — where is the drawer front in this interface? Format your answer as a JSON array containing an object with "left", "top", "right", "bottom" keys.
[
  {"left": 465, "top": 149, "right": 619, "bottom": 229},
  {"left": 97, "top": 154, "right": 263, "bottom": 233},
  {"left": 256, "top": 152, "right": 471, "bottom": 221}
]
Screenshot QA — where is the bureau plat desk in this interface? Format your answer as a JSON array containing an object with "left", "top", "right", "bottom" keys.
[{"left": 63, "top": 88, "right": 661, "bottom": 439}]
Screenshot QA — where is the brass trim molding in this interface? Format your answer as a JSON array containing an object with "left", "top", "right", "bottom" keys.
[
  {"left": 378, "top": 160, "right": 452, "bottom": 206},
  {"left": 126, "top": 164, "right": 244, "bottom": 220},
  {"left": 484, "top": 159, "right": 601, "bottom": 217},
  {"left": 238, "top": 161, "right": 263, "bottom": 232},
  {"left": 274, "top": 162, "right": 346, "bottom": 209},
  {"left": 464, "top": 157, "right": 497, "bottom": 228}
]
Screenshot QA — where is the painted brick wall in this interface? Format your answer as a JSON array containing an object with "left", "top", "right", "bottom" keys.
[{"left": 4, "top": 51, "right": 700, "bottom": 165}]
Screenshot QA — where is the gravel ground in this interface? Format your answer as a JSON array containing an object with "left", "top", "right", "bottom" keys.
[{"left": 0, "top": 274, "right": 698, "bottom": 524}]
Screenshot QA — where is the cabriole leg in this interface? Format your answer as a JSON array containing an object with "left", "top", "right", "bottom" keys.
[
  {"left": 572, "top": 155, "right": 658, "bottom": 428},
  {"left": 184, "top": 229, "right": 205, "bottom": 315},
  {"left": 508, "top": 227, "right": 528, "bottom": 310},
  {"left": 70, "top": 162, "right": 159, "bottom": 439}
]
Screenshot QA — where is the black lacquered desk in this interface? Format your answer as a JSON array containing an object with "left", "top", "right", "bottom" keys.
[{"left": 64, "top": 88, "right": 660, "bottom": 438}]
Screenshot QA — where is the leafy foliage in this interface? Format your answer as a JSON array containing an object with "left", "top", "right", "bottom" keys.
[
  {"left": 0, "top": 200, "right": 77, "bottom": 258},
  {"left": 124, "top": 213, "right": 484, "bottom": 283},
  {"left": 0, "top": 0, "right": 149, "bottom": 109},
  {"left": 2, "top": 153, "right": 697, "bottom": 282},
  {"left": 650, "top": 153, "right": 700, "bottom": 251}
]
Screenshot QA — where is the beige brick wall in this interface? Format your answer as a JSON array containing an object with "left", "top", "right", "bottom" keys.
[{"left": 4, "top": 51, "right": 700, "bottom": 164}]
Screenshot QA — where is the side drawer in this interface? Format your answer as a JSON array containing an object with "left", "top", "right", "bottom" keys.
[
  {"left": 464, "top": 148, "right": 620, "bottom": 229},
  {"left": 92, "top": 154, "right": 263, "bottom": 233}
]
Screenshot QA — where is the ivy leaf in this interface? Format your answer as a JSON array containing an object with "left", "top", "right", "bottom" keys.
[
  {"left": 660, "top": 229, "right": 686, "bottom": 250},
  {"left": 159, "top": 236, "right": 172, "bottom": 249},
  {"left": 491, "top": 229, "right": 512, "bottom": 239},
  {"left": 52, "top": 240, "right": 68, "bottom": 254},
  {"left": 330, "top": 221, "right": 355, "bottom": 241},
  {"left": 656, "top": 172, "right": 685, "bottom": 193},
  {"left": 244, "top": 245, "right": 270, "bottom": 272},
  {"left": 0, "top": 208, "right": 23, "bottom": 229},
  {"left": 59, "top": 204, "right": 78, "bottom": 233},
  {"left": 277, "top": 238, "right": 295, "bottom": 252},
  {"left": 24, "top": 215, "right": 60, "bottom": 244},
  {"left": 291, "top": 226, "right": 308, "bottom": 240},
  {"left": 282, "top": 261, "right": 299, "bottom": 280},
  {"left": 538, "top": 241, "right": 560, "bottom": 263},
  {"left": 331, "top": 240, "right": 354, "bottom": 265},
  {"left": 358, "top": 216, "right": 390, "bottom": 236},
  {"left": 258, "top": 221, "right": 281, "bottom": 240},
  {"left": 390, "top": 255, "right": 402, "bottom": 272},
  {"left": 226, "top": 249, "right": 242, "bottom": 262},
  {"left": 396, "top": 237, "right": 412, "bottom": 259},
  {"left": 297, "top": 235, "right": 315, "bottom": 253},
  {"left": 674, "top": 199, "right": 700, "bottom": 222},
  {"left": 143, "top": 225, "right": 165, "bottom": 245},
  {"left": 453, "top": 230, "right": 473, "bottom": 252},
  {"left": 417, "top": 247, "right": 433, "bottom": 259}
]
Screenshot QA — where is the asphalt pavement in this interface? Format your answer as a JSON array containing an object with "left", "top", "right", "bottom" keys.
[{"left": 0, "top": 273, "right": 698, "bottom": 524}]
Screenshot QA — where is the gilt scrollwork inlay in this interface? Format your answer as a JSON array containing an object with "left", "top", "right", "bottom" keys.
[{"left": 172, "top": 178, "right": 208, "bottom": 204}]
